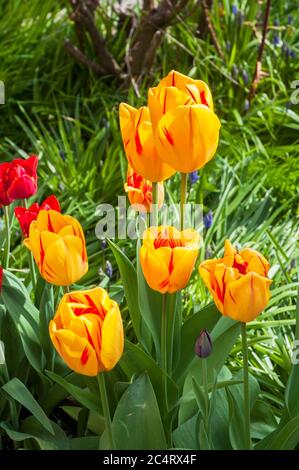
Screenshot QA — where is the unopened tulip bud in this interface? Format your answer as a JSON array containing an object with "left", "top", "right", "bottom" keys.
[{"left": 195, "top": 329, "right": 212, "bottom": 358}]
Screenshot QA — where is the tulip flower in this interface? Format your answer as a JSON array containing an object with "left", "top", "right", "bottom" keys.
[
  {"left": 15, "top": 195, "right": 61, "bottom": 238},
  {"left": 119, "top": 103, "right": 175, "bottom": 182},
  {"left": 0, "top": 266, "right": 3, "bottom": 293},
  {"left": 49, "top": 287, "right": 124, "bottom": 376},
  {"left": 195, "top": 329, "right": 212, "bottom": 358},
  {"left": 24, "top": 210, "right": 88, "bottom": 286},
  {"left": 199, "top": 240, "right": 272, "bottom": 323},
  {"left": 124, "top": 165, "right": 164, "bottom": 212},
  {"left": 0, "top": 156, "right": 38, "bottom": 206},
  {"left": 140, "top": 226, "right": 200, "bottom": 294},
  {"left": 148, "top": 70, "right": 221, "bottom": 173}
]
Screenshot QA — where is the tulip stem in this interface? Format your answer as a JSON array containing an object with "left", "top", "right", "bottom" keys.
[
  {"left": 3, "top": 206, "right": 11, "bottom": 269},
  {"left": 161, "top": 294, "right": 168, "bottom": 414},
  {"left": 202, "top": 359, "right": 209, "bottom": 421},
  {"left": 151, "top": 182, "right": 158, "bottom": 226},
  {"left": 180, "top": 173, "right": 187, "bottom": 231},
  {"left": 97, "top": 373, "right": 115, "bottom": 450},
  {"left": 241, "top": 322, "right": 252, "bottom": 450},
  {"left": 21, "top": 199, "right": 37, "bottom": 290}
]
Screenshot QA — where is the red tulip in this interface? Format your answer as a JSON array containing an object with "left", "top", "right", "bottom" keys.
[
  {"left": 0, "top": 266, "right": 3, "bottom": 292},
  {"left": 14, "top": 195, "right": 61, "bottom": 238},
  {"left": 0, "top": 156, "right": 38, "bottom": 206}
]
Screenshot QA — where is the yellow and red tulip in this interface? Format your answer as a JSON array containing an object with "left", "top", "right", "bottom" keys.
[
  {"left": 140, "top": 225, "right": 200, "bottom": 294},
  {"left": 24, "top": 210, "right": 88, "bottom": 286},
  {"left": 49, "top": 287, "right": 124, "bottom": 376},
  {"left": 119, "top": 103, "right": 175, "bottom": 182},
  {"left": 148, "top": 70, "right": 221, "bottom": 173},
  {"left": 124, "top": 165, "right": 164, "bottom": 212},
  {"left": 199, "top": 240, "right": 272, "bottom": 323}
]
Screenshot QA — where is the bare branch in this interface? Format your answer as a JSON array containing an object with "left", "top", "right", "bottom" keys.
[
  {"left": 143, "top": 0, "right": 156, "bottom": 11},
  {"left": 249, "top": 0, "right": 272, "bottom": 102},
  {"left": 200, "top": 0, "right": 224, "bottom": 60},
  {"left": 129, "top": 0, "right": 190, "bottom": 78},
  {"left": 64, "top": 39, "right": 105, "bottom": 76},
  {"left": 77, "top": 3, "right": 121, "bottom": 75}
]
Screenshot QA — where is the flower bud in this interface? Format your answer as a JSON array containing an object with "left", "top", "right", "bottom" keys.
[{"left": 195, "top": 329, "right": 212, "bottom": 358}]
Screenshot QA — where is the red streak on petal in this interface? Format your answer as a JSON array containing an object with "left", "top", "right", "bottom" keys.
[
  {"left": 135, "top": 131, "right": 143, "bottom": 156},
  {"left": 200, "top": 91, "right": 209, "bottom": 108},
  {"left": 47, "top": 212, "right": 55, "bottom": 232},
  {"left": 171, "top": 72, "right": 175, "bottom": 86},
  {"left": 159, "top": 278, "right": 169, "bottom": 290},
  {"left": 168, "top": 251, "right": 174, "bottom": 275},
  {"left": 163, "top": 126, "right": 174, "bottom": 145},
  {"left": 39, "top": 237, "right": 45, "bottom": 266},
  {"left": 187, "top": 87, "right": 196, "bottom": 102},
  {"left": 81, "top": 346, "right": 89, "bottom": 365},
  {"left": 229, "top": 290, "right": 236, "bottom": 304}
]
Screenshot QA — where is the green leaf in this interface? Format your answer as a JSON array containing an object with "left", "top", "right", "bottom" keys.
[
  {"left": 0, "top": 308, "right": 24, "bottom": 376},
  {"left": 173, "top": 413, "right": 199, "bottom": 450},
  {"left": 285, "top": 287, "right": 299, "bottom": 418},
  {"left": 70, "top": 436, "right": 99, "bottom": 450},
  {"left": 2, "top": 378, "right": 54, "bottom": 434},
  {"left": 61, "top": 406, "right": 105, "bottom": 435},
  {"left": 199, "top": 420, "right": 211, "bottom": 450},
  {"left": 46, "top": 370, "right": 99, "bottom": 414},
  {"left": 191, "top": 377, "right": 206, "bottom": 419},
  {"left": 182, "top": 316, "right": 240, "bottom": 397},
  {"left": 226, "top": 371, "right": 260, "bottom": 450},
  {"left": 174, "top": 303, "right": 220, "bottom": 383},
  {"left": 120, "top": 340, "right": 178, "bottom": 414},
  {"left": 260, "top": 416, "right": 299, "bottom": 450},
  {"left": 136, "top": 243, "right": 161, "bottom": 357},
  {"left": 251, "top": 400, "right": 277, "bottom": 440},
  {"left": 0, "top": 416, "right": 68, "bottom": 450},
  {"left": 107, "top": 374, "right": 167, "bottom": 450},
  {"left": 209, "top": 386, "right": 232, "bottom": 450},
  {"left": 179, "top": 318, "right": 240, "bottom": 428},
  {"left": 108, "top": 240, "right": 143, "bottom": 344},
  {"left": 39, "top": 283, "right": 56, "bottom": 369},
  {"left": 1, "top": 270, "right": 45, "bottom": 372}
]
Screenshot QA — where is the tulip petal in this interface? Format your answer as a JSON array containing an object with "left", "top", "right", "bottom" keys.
[
  {"left": 222, "top": 239, "right": 237, "bottom": 267},
  {"left": 99, "top": 303, "right": 124, "bottom": 371},
  {"left": 224, "top": 272, "right": 272, "bottom": 322},
  {"left": 155, "top": 104, "right": 221, "bottom": 173},
  {"left": 36, "top": 210, "right": 66, "bottom": 233},
  {"left": 239, "top": 248, "right": 270, "bottom": 277},
  {"left": 199, "top": 259, "right": 225, "bottom": 313},
  {"left": 53, "top": 328, "right": 100, "bottom": 376},
  {"left": 119, "top": 103, "right": 175, "bottom": 182},
  {"left": 148, "top": 85, "right": 194, "bottom": 130},
  {"left": 157, "top": 70, "right": 214, "bottom": 109},
  {"left": 140, "top": 245, "right": 172, "bottom": 294},
  {"left": 169, "top": 247, "right": 198, "bottom": 293}
]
